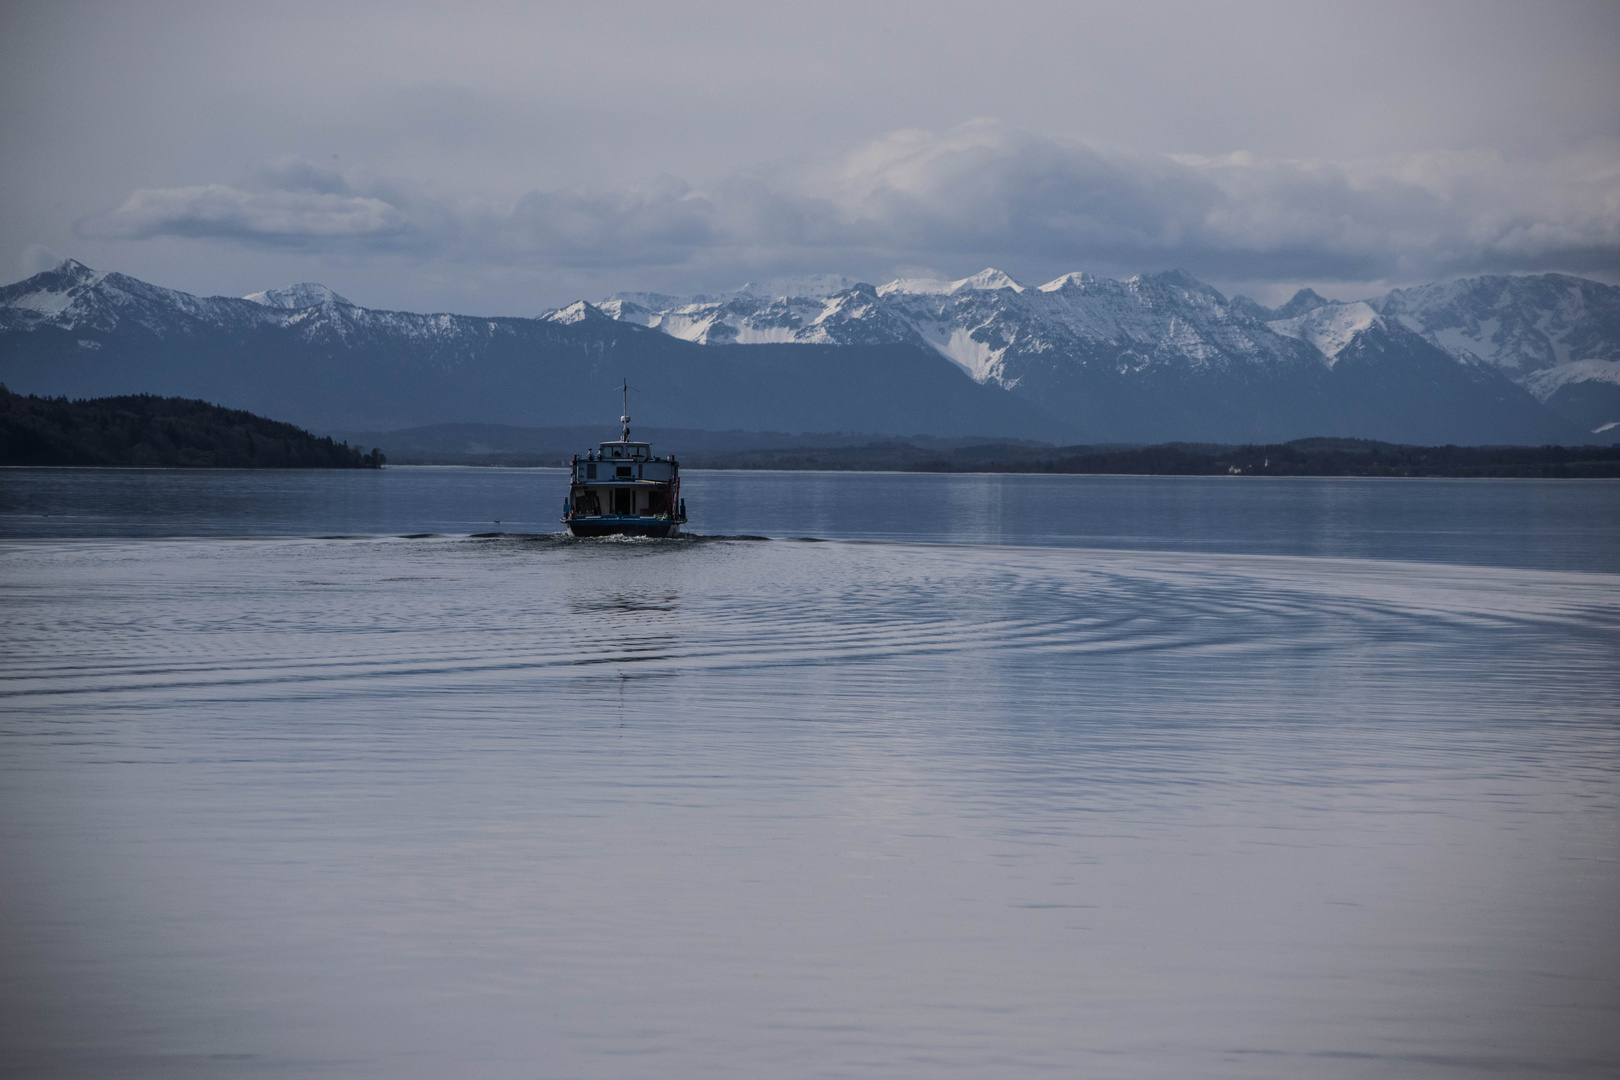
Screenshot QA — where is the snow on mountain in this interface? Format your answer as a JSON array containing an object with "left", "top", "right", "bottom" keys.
[
  {"left": 243, "top": 283, "right": 353, "bottom": 309},
  {"left": 1034, "top": 272, "right": 1096, "bottom": 294},
  {"left": 0, "top": 259, "right": 281, "bottom": 337},
  {"left": 0, "top": 259, "right": 533, "bottom": 356},
  {"left": 541, "top": 300, "right": 610, "bottom": 325},
  {"left": 1374, "top": 274, "right": 1620, "bottom": 406},
  {"left": 0, "top": 259, "right": 105, "bottom": 319},
  {"left": 733, "top": 274, "right": 858, "bottom": 299},
  {"left": 594, "top": 267, "right": 1320, "bottom": 387},
  {"left": 4, "top": 259, "right": 1609, "bottom": 444},
  {"left": 593, "top": 298, "right": 657, "bottom": 326},
  {"left": 874, "top": 275, "right": 956, "bottom": 297},
  {"left": 587, "top": 269, "right": 1618, "bottom": 430},
  {"left": 572, "top": 265, "right": 1601, "bottom": 441},
  {"left": 954, "top": 268, "right": 1024, "bottom": 293},
  {"left": 1520, "top": 358, "right": 1620, "bottom": 434},
  {"left": 0, "top": 261, "right": 1055, "bottom": 438},
  {"left": 876, "top": 267, "right": 1025, "bottom": 297},
  {"left": 1523, "top": 358, "right": 1620, "bottom": 397},
  {"left": 666, "top": 298, "right": 815, "bottom": 345},
  {"left": 583, "top": 285, "right": 931, "bottom": 349},
  {"left": 1268, "top": 302, "right": 1381, "bottom": 365}
]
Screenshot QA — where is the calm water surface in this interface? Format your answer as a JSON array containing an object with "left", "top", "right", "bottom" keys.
[
  {"left": 4, "top": 466, "right": 1620, "bottom": 572},
  {"left": 2, "top": 468, "right": 1617, "bottom": 1078}
]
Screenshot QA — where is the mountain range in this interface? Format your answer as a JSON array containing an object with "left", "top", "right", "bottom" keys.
[
  {"left": 0, "top": 260, "right": 1053, "bottom": 439},
  {"left": 593, "top": 268, "right": 1620, "bottom": 444},
  {"left": 3, "top": 260, "right": 1616, "bottom": 445}
]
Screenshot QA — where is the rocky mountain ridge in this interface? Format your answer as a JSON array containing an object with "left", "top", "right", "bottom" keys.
[
  {"left": 0, "top": 261, "right": 1054, "bottom": 438},
  {"left": 1, "top": 260, "right": 1612, "bottom": 444},
  {"left": 582, "top": 267, "right": 1619, "bottom": 440}
]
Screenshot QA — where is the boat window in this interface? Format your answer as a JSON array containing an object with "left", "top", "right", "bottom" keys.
[
  {"left": 616, "top": 466, "right": 632, "bottom": 478},
  {"left": 586, "top": 463, "right": 596, "bottom": 479}
]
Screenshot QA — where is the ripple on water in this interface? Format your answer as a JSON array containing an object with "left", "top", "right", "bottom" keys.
[{"left": 1, "top": 534, "right": 1617, "bottom": 1080}]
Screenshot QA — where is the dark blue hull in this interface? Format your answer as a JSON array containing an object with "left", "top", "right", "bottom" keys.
[{"left": 565, "top": 515, "right": 683, "bottom": 538}]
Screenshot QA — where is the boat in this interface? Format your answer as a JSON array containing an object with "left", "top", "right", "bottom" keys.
[{"left": 562, "top": 380, "right": 687, "bottom": 538}]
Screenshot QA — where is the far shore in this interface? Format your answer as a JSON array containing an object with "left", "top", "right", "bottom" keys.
[{"left": 367, "top": 438, "right": 1620, "bottom": 479}]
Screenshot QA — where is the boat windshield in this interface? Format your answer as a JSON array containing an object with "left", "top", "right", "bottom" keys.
[{"left": 598, "top": 442, "right": 651, "bottom": 460}]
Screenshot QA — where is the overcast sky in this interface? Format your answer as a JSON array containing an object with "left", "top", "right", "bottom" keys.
[{"left": 2, "top": 0, "right": 1617, "bottom": 312}]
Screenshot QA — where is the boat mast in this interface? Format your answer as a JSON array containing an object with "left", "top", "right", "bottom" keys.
[{"left": 620, "top": 377, "right": 631, "bottom": 442}]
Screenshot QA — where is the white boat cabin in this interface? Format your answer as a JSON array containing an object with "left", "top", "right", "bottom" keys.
[{"left": 569, "top": 441, "right": 679, "bottom": 518}]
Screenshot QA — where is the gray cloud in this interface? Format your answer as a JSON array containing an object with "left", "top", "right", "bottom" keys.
[
  {"left": 244, "top": 158, "right": 356, "bottom": 196},
  {"left": 9, "top": 2, "right": 1618, "bottom": 311},
  {"left": 74, "top": 123, "right": 1620, "bottom": 289},
  {"left": 496, "top": 177, "right": 717, "bottom": 268},
  {"left": 79, "top": 185, "right": 409, "bottom": 247}
]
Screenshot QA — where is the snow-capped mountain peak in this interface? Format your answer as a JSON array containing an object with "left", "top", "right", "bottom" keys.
[
  {"left": 1036, "top": 272, "right": 1098, "bottom": 293},
  {"left": 1268, "top": 301, "right": 1381, "bottom": 364},
  {"left": 49, "top": 258, "right": 103, "bottom": 288},
  {"left": 954, "top": 268, "right": 1024, "bottom": 293},
  {"left": 878, "top": 268, "right": 1024, "bottom": 297},
  {"left": 875, "top": 276, "right": 953, "bottom": 297},
  {"left": 542, "top": 300, "right": 610, "bottom": 325},
  {"left": 0, "top": 259, "right": 274, "bottom": 336},
  {"left": 0, "top": 259, "right": 106, "bottom": 318},
  {"left": 243, "top": 283, "right": 353, "bottom": 309}
]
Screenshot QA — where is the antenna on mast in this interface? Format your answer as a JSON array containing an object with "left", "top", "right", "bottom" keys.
[{"left": 619, "top": 377, "right": 632, "bottom": 442}]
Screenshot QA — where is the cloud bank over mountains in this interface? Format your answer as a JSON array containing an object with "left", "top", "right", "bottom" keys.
[
  {"left": 10, "top": 2, "right": 1617, "bottom": 313},
  {"left": 77, "top": 123, "right": 1620, "bottom": 293}
]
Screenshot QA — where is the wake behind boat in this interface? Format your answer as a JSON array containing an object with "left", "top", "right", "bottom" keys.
[{"left": 562, "top": 380, "right": 687, "bottom": 538}]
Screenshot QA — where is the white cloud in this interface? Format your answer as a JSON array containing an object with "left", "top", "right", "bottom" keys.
[{"left": 75, "top": 124, "right": 1620, "bottom": 286}]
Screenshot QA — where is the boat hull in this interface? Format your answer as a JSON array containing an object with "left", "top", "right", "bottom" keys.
[{"left": 565, "top": 516, "right": 682, "bottom": 538}]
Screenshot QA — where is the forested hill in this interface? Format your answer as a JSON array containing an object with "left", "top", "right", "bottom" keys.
[{"left": 0, "top": 387, "right": 384, "bottom": 467}]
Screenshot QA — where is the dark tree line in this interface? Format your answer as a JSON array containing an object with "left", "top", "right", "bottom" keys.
[
  {"left": 905, "top": 438, "right": 1620, "bottom": 478},
  {"left": 0, "top": 386, "right": 385, "bottom": 468},
  {"left": 684, "top": 436, "right": 1620, "bottom": 478}
]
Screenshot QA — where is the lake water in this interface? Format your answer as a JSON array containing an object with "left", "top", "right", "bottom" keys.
[{"left": 2, "top": 467, "right": 1618, "bottom": 1079}]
